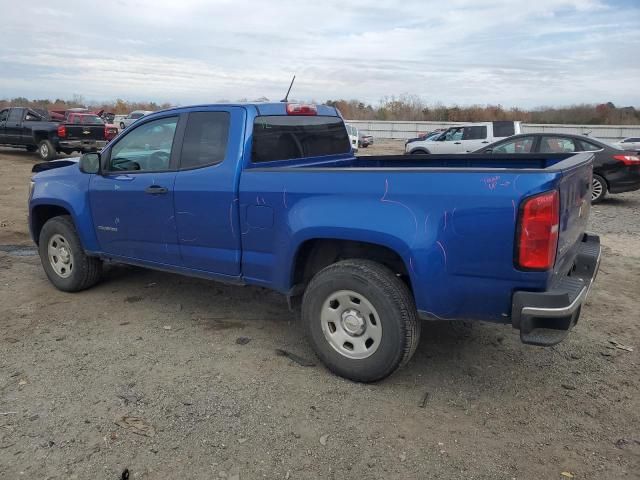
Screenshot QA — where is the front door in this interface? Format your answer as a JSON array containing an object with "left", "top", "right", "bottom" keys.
[
  {"left": 89, "top": 114, "right": 184, "bottom": 265},
  {"left": 0, "top": 109, "right": 8, "bottom": 142},
  {"left": 436, "top": 127, "right": 465, "bottom": 153}
]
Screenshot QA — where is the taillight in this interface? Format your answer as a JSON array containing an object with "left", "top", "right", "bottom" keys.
[
  {"left": 57, "top": 124, "right": 66, "bottom": 138},
  {"left": 286, "top": 103, "right": 317, "bottom": 115},
  {"left": 613, "top": 154, "right": 640, "bottom": 165},
  {"left": 516, "top": 190, "right": 559, "bottom": 270}
]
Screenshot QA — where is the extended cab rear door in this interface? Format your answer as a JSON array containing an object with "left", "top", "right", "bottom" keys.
[{"left": 172, "top": 107, "right": 245, "bottom": 277}]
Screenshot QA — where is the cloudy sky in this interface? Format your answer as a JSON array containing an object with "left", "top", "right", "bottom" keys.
[{"left": 1, "top": 0, "right": 639, "bottom": 107}]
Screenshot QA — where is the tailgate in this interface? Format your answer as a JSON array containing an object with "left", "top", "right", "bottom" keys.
[
  {"left": 65, "top": 124, "right": 105, "bottom": 141},
  {"left": 553, "top": 153, "right": 593, "bottom": 281}
]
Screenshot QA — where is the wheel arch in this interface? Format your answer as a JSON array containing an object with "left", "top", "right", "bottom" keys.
[
  {"left": 289, "top": 236, "right": 413, "bottom": 296},
  {"left": 30, "top": 199, "right": 99, "bottom": 252}
]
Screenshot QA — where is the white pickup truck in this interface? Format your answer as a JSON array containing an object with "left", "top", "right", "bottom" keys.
[{"left": 405, "top": 121, "right": 521, "bottom": 154}]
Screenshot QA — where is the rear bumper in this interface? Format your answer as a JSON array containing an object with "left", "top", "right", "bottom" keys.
[
  {"left": 606, "top": 165, "right": 640, "bottom": 194},
  {"left": 58, "top": 140, "right": 107, "bottom": 151},
  {"left": 511, "top": 233, "right": 601, "bottom": 346}
]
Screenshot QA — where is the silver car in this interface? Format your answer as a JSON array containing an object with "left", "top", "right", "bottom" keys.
[
  {"left": 617, "top": 137, "right": 640, "bottom": 151},
  {"left": 119, "top": 110, "right": 153, "bottom": 130}
]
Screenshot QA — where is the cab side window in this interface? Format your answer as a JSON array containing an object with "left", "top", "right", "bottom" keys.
[
  {"left": 462, "top": 126, "right": 487, "bottom": 140},
  {"left": 180, "top": 112, "right": 230, "bottom": 169},
  {"left": 7, "top": 109, "right": 22, "bottom": 123},
  {"left": 109, "top": 117, "right": 178, "bottom": 172},
  {"left": 443, "top": 128, "right": 463, "bottom": 141}
]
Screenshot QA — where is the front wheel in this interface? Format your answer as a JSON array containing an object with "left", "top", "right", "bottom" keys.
[
  {"left": 591, "top": 174, "right": 607, "bottom": 203},
  {"left": 302, "top": 259, "right": 420, "bottom": 382},
  {"left": 38, "top": 216, "right": 103, "bottom": 292}
]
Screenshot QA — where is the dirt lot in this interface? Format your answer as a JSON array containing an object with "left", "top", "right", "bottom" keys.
[{"left": 1, "top": 144, "right": 639, "bottom": 479}]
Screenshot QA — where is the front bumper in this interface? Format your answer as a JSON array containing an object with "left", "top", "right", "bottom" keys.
[
  {"left": 511, "top": 233, "right": 601, "bottom": 346},
  {"left": 59, "top": 140, "right": 107, "bottom": 152}
]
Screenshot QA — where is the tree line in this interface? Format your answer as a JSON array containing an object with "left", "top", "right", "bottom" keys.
[
  {"left": 327, "top": 96, "right": 640, "bottom": 125},
  {"left": 0, "top": 95, "right": 171, "bottom": 115},
  {"left": 2, "top": 94, "right": 638, "bottom": 125}
]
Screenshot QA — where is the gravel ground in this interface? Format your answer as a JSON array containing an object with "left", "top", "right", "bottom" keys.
[{"left": 1, "top": 145, "right": 639, "bottom": 479}]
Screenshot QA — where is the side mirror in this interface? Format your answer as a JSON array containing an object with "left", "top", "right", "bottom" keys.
[{"left": 79, "top": 152, "right": 100, "bottom": 174}]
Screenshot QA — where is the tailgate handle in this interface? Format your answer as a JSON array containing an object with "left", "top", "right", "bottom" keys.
[{"left": 145, "top": 185, "right": 168, "bottom": 195}]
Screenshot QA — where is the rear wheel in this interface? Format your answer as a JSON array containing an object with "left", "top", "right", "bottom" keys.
[
  {"left": 302, "top": 259, "right": 420, "bottom": 382},
  {"left": 38, "top": 140, "right": 56, "bottom": 161},
  {"left": 411, "top": 149, "right": 429, "bottom": 154},
  {"left": 591, "top": 174, "right": 607, "bottom": 203},
  {"left": 38, "top": 216, "right": 103, "bottom": 292}
]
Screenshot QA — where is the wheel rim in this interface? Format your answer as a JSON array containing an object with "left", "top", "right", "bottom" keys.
[
  {"left": 320, "top": 290, "right": 382, "bottom": 359},
  {"left": 40, "top": 143, "right": 49, "bottom": 158},
  {"left": 592, "top": 177, "right": 603, "bottom": 200},
  {"left": 48, "top": 234, "right": 74, "bottom": 278}
]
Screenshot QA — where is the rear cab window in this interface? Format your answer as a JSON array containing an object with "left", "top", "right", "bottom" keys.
[{"left": 251, "top": 116, "right": 351, "bottom": 163}]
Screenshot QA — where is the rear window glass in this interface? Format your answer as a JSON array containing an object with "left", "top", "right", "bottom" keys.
[
  {"left": 493, "top": 121, "right": 516, "bottom": 138},
  {"left": 81, "top": 115, "right": 104, "bottom": 124},
  {"left": 251, "top": 116, "right": 351, "bottom": 162},
  {"left": 578, "top": 140, "right": 602, "bottom": 151}
]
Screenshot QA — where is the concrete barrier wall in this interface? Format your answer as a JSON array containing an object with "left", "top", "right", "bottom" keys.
[{"left": 345, "top": 120, "right": 640, "bottom": 142}]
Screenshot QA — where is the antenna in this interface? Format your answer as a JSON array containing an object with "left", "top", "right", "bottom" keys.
[{"left": 280, "top": 75, "right": 296, "bottom": 103}]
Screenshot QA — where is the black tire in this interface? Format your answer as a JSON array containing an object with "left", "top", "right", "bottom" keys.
[
  {"left": 591, "top": 174, "right": 607, "bottom": 204},
  {"left": 410, "top": 149, "right": 429, "bottom": 154},
  {"left": 301, "top": 259, "right": 420, "bottom": 382},
  {"left": 37, "top": 140, "right": 56, "bottom": 161},
  {"left": 38, "top": 216, "right": 103, "bottom": 292},
  {"left": 26, "top": 145, "right": 37, "bottom": 152}
]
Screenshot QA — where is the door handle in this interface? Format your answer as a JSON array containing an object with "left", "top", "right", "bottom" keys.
[
  {"left": 481, "top": 141, "right": 490, "bottom": 143},
  {"left": 454, "top": 142, "right": 462, "bottom": 144},
  {"left": 145, "top": 185, "right": 168, "bottom": 195}
]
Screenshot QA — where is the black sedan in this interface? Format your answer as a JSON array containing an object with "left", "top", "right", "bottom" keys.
[{"left": 473, "top": 133, "right": 640, "bottom": 203}]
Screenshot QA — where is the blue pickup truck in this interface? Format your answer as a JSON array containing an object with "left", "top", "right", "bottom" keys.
[{"left": 28, "top": 102, "right": 601, "bottom": 382}]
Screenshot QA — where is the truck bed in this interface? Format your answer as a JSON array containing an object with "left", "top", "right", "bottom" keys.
[
  {"left": 248, "top": 152, "right": 580, "bottom": 171},
  {"left": 240, "top": 151, "right": 593, "bottom": 323}
]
